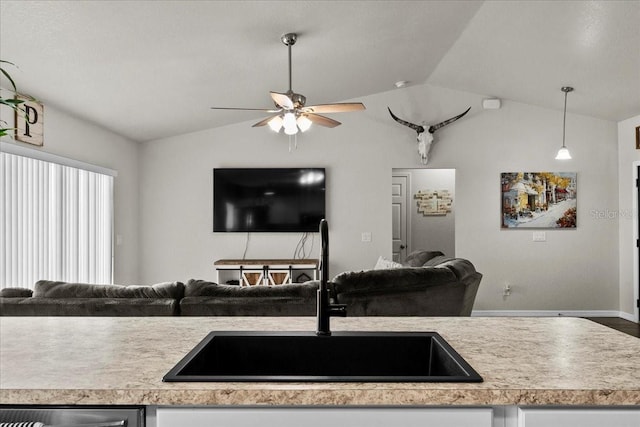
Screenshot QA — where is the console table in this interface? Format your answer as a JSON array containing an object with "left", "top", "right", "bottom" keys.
[{"left": 214, "top": 259, "right": 319, "bottom": 286}]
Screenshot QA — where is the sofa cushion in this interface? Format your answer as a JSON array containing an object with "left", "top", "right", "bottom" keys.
[
  {"left": 185, "top": 279, "right": 318, "bottom": 298},
  {"left": 422, "top": 255, "right": 453, "bottom": 267},
  {"left": 180, "top": 297, "right": 316, "bottom": 316},
  {"left": 0, "top": 297, "right": 178, "bottom": 316},
  {"left": 332, "top": 266, "right": 466, "bottom": 316},
  {"left": 181, "top": 279, "right": 319, "bottom": 316},
  {"left": 430, "top": 257, "right": 478, "bottom": 282},
  {"left": 33, "top": 280, "right": 184, "bottom": 299},
  {"left": 0, "top": 287, "right": 33, "bottom": 298},
  {"left": 332, "top": 267, "right": 458, "bottom": 295},
  {"left": 402, "top": 250, "right": 445, "bottom": 267}
]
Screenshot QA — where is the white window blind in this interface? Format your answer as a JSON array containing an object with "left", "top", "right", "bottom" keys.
[{"left": 1, "top": 149, "right": 114, "bottom": 289}]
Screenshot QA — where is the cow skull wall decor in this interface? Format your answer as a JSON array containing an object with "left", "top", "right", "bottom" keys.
[{"left": 388, "top": 106, "right": 471, "bottom": 164}]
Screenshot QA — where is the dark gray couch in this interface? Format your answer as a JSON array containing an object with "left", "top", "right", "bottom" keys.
[
  {"left": 179, "top": 279, "right": 318, "bottom": 316},
  {"left": 0, "top": 252, "right": 481, "bottom": 316},
  {"left": 0, "top": 280, "right": 184, "bottom": 316},
  {"left": 332, "top": 254, "right": 482, "bottom": 316}
]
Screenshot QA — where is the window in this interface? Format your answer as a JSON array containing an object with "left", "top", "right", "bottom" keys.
[{"left": 1, "top": 143, "right": 115, "bottom": 289}]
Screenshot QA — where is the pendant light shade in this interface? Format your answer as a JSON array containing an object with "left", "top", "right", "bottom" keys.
[
  {"left": 555, "top": 147, "right": 571, "bottom": 160},
  {"left": 555, "top": 86, "right": 573, "bottom": 160}
]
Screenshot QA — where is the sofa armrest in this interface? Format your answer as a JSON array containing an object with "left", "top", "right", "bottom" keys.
[
  {"left": 0, "top": 287, "right": 33, "bottom": 298},
  {"left": 331, "top": 257, "right": 482, "bottom": 316}
]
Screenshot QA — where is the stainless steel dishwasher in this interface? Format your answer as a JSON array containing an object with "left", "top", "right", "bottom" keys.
[{"left": 0, "top": 406, "right": 144, "bottom": 427}]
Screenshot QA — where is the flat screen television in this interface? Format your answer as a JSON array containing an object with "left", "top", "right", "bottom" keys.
[{"left": 213, "top": 168, "right": 326, "bottom": 232}]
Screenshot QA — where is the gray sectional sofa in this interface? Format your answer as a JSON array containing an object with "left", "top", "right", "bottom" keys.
[
  {"left": 332, "top": 254, "right": 482, "bottom": 316},
  {"left": 0, "top": 252, "right": 481, "bottom": 317},
  {"left": 0, "top": 280, "right": 184, "bottom": 316}
]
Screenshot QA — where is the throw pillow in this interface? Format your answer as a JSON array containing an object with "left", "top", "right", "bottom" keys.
[{"left": 374, "top": 256, "right": 403, "bottom": 270}]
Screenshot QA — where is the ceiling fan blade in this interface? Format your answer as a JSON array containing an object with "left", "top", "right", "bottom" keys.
[
  {"left": 306, "top": 113, "right": 341, "bottom": 128},
  {"left": 300, "top": 102, "right": 366, "bottom": 114},
  {"left": 270, "top": 91, "right": 294, "bottom": 109},
  {"left": 210, "top": 107, "right": 282, "bottom": 113},
  {"left": 251, "top": 115, "right": 280, "bottom": 127}
]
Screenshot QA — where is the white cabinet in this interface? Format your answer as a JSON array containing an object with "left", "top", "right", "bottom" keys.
[
  {"left": 518, "top": 407, "right": 640, "bottom": 427},
  {"left": 153, "top": 406, "right": 640, "bottom": 427},
  {"left": 156, "top": 407, "right": 493, "bottom": 427}
]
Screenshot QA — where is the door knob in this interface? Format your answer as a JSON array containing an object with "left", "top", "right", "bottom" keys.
[{"left": 400, "top": 245, "right": 406, "bottom": 249}]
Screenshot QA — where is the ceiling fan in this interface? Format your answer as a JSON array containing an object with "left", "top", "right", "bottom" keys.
[{"left": 210, "top": 33, "right": 366, "bottom": 138}]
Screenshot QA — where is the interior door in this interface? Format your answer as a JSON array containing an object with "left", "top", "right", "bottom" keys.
[
  {"left": 637, "top": 165, "right": 639, "bottom": 322},
  {"left": 392, "top": 174, "right": 410, "bottom": 262}
]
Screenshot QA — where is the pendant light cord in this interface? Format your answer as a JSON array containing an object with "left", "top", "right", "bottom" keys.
[
  {"left": 560, "top": 86, "right": 573, "bottom": 149},
  {"left": 562, "top": 90, "right": 568, "bottom": 149}
]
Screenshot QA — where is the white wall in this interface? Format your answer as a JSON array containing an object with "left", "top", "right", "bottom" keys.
[
  {"left": 139, "top": 83, "right": 620, "bottom": 311},
  {"left": 0, "top": 103, "right": 140, "bottom": 284},
  {"left": 617, "top": 115, "right": 640, "bottom": 318}
]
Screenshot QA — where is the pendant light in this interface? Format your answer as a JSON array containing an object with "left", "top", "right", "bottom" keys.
[{"left": 555, "top": 86, "right": 573, "bottom": 160}]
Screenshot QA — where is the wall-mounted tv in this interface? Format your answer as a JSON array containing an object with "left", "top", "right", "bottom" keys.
[{"left": 213, "top": 168, "right": 326, "bottom": 232}]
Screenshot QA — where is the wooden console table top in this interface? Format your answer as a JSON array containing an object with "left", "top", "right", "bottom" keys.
[{"left": 214, "top": 258, "right": 319, "bottom": 266}]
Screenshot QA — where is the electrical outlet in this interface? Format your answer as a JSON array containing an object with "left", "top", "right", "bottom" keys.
[
  {"left": 532, "top": 231, "right": 546, "bottom": 242},
  {"left": 361, "top": 232, "right": 372, "bottom": 242},
  {"left": 503, "top": 283, "right": 512, "bottom": 297}
]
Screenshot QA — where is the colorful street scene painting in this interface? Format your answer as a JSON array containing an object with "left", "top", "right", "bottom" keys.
[{"left": 501, "top": 172, "right": 577, "bottom": 228}]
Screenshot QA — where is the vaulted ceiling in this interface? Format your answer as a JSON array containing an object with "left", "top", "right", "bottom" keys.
[{"left": 1, "top": 0, "right": 638, "bottom": 142}]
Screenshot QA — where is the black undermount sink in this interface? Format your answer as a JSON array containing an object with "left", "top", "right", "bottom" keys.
[{"left": 162, "top": 331, "right": 483, "bottom": 382}]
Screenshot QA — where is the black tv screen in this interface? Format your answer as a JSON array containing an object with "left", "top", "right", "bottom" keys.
[{"left": 214, "top": 168, "right": 326, "bottom": 232}]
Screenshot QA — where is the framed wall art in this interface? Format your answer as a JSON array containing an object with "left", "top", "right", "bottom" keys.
[
  {"left": 414, "top": 189, "right": 453, "bottom": 216},
  {"left": 501, "top": 172, "right": 577, "bottom": 229},
  {"left": 15, "top": 94, "right": 44, "bottom": 146}
]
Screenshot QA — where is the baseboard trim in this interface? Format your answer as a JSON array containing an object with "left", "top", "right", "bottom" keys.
[
  {"left": 618, "top": 311, "right": 637, "bottom": 322},
  {"left": 471, "top": 310, "right": 629, "bottom": 318}
]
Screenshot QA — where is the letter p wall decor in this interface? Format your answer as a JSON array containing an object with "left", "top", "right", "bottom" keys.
[{"left": 15, "top": 94, "right": 44, "bottom": 146}]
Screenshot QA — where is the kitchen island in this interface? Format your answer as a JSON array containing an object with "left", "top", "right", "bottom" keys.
[{"left": 1, "top": 316, "right": 639, "bottom": 426}]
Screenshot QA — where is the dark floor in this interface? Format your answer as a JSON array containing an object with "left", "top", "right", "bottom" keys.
[{"left": 586, "top": 317, "right": 640, "bottom": 338}]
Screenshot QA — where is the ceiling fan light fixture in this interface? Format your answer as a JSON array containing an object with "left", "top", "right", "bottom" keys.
[
  {"left": 211, "top": 32, "right": 365, "bottom": 145},
  {"left": 283, "top": 112, "right": 298, "bottom": 135},
  {"left": 297, "top": 115, "right": 312, "bottom": 132},
  {"left": 268, "top": 116, "right": 283, "bottom": 132}
]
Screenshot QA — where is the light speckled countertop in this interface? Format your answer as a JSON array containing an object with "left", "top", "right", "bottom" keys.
[{"left": 1, "top": 316, "right": 639, "bottom": 406}]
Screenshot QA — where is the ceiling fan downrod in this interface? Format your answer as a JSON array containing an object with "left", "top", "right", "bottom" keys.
[{"left": 281, "top": 33, "right": 297, "bottom": 95}]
